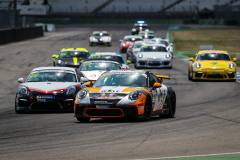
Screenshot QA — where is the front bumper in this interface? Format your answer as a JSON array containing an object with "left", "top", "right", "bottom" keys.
[
  {"left": 74, "top": 105, "right": 144, "bottom": 118},
  {"left": 136, "top": 60, "right": 172, "bottom": 68},
  {"left": 192, "top": 70, "right": 236, "bottom": 80},
  {"left": 16, "top": 95, "right": 76, "bottom": 112}
]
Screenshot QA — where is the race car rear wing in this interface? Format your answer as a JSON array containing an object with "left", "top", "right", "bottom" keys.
[{"left": 156, "top": 75, "right": 170, "bottom": 83}]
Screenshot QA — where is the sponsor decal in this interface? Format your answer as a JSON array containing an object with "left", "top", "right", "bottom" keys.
[
  {"left": 37, "top": 95, "right": 55, "bottom": 99},
  {"left": 96, "top": 105, "right": 110, "bottom": 108},
  {"left": 94, "top": 101, "right": 113, "bottom": 104}
]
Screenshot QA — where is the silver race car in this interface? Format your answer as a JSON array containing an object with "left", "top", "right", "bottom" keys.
[
  {"left": 149, "top": 38, "right": 173, "bottom": 58},
  {"left": 15, "top": 67, "right": 82, "bottom": 112},
  {"left": 89, "top": 31, "right": 112, "bottom": 46},
  {"left": 135, "top": 44, "right": 172, "bottom": 69}
]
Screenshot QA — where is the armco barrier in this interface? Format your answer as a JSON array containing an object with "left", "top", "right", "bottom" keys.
[{"left": 0, "top": 26, "right": 43, "bottom": 45}]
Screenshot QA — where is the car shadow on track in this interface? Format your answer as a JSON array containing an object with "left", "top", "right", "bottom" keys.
[{"left": 74, "top": 115, "right": 172, "bottom": 124}]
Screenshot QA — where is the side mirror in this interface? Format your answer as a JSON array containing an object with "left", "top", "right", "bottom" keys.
[
  {"left": 89, "top": 35, "right": 91, "bottom": 37},
  {"left": 233, "top": 58, "right": 237, "bottom": 62},
  {"left": 110, "top": 34, "right": 112, "bottom": 37},
  {"left": 170, "top": 43, "right": 173, "bottom": 46},
  {"left": 52, "top": 55, "right": 57, "bottom": 58},
  {"left": 153, "top": 82, "right": 162, "bottom": 89},
  {"left": 189, "top": 57, "right": 194, "bottom": 61},
  {"left": 18, "top": 78, "right": 24, "bottom": 83},
  {"left": 81, "top": 77, "right": 88, "bottom": 83},
  {"left": 128, "top": 46, "right": 132, "bottom": 49},
  {"left": 195, "top": 54, "right": 198, "bottom": 57},
  {"left": 119, "top": 39, "right": 123, "bottom": 42},
  {"left": 86, "top": 82, "right": 91, "bottom": 87},
  {"left": 126, "top": 60, "right": 131, "bottom": 64}
]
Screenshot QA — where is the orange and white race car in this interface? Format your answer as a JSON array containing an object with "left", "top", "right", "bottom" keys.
[{"left": 74, "top": 70, "right": 176, "bottom": 122}]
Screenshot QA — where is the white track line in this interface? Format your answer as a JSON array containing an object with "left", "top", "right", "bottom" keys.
[{"left": 132, "top": 152, "right": 240, "bottom": 160}]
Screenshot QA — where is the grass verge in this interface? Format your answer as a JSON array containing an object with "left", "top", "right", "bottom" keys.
[{"left": 173, "top": 28, "right": 240, "bottom": 52}]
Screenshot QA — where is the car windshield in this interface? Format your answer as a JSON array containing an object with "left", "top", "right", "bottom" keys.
[
  {"left": 90, "top": 55, "right": 124, "bottom": 64},
  {"left": 197, "top": 53, "right": 231, "bottom": 60},
  {"left": 157, "top": 40, "right": 168, "bottom": 46},
  {"left": 59, "top": 51, "right": 89, "bottom": 58},
  {"left": 27, "top": 70, "right": 77, "bottom": 82},
  {"left": 133, "top": 43, "right": 143, "bottom": 48},
  {"left": 124, "top": 37, "right": 142, "bottom": 41},
  {"left": 141, "top": 46, "right": 167, "bottom": 52},
  {"left": 93, "top": 74, "right": 147, "bottom": 87},
  {"left": 80, "top": 62, "right": 121, "bottom": 71},
  {"left": 92, "top": 32, "right": 109, "bottom": 36},
  {"left": 133, "top": 26, "right": 148, "bottom": 29}
]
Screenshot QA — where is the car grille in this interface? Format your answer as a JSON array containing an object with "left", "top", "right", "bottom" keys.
[
  {"left": 228, "top": 73, "right": 235, "bottom": 78},
  {"left": 207, "top": 75, "right": 224, "bottom": 79},
  {"left": 195, "top": 72, "right": 203, "bottom": 78},
  {"left": 148, "top": 63, "right": 161, "bottom": 66},
  {"left": 85, "top": 109, "right": 123, "bottom": 117},
  {"left": 139, "top": 61, "right": 145, "bottom": 65},
  {"left": 124, "top": 107, "right": 136, "bottom": 116},
  {"left": 163, "top": 61, "right": 170, "bottom": 65},
  {"left": 75, "top": 106, "right": 86, "bottom": 115},
  {"left": 31, "top": 103, "right": 61, "bottom": 110}
]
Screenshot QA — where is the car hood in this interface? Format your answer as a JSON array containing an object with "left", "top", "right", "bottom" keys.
[
  {"left": 140, "top": 52, "right": 169, "bottom": 58},
  {"left": 196, "top": 60, "right": 232, "bottom": 69},
  {"left": 81, "top": 71, "right": 106, "bottom": 81},
  {"left": 59, "top": 58, "right": 85, "bottom": 66},
  {"left": 22, "top": 82, "right": 79, "bottom": 94}
]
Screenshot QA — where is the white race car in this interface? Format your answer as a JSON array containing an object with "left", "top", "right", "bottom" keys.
[
  {"left": 135, "top": 44, "right": 172, "bottom": 69},
  {"left": 89, "top": 52, "right": 130, "bottom": 70},
  {"left": 15, "top": 67, "right": 82, "bottom": 112},
  {"left": 89, "top": 31, "right": 112, "bottom": 46},
  {"left": 149, "top": 38, "right": 173, "bottom": 58},
  {"left": 77, "top": 59, "right": 122, "bottom": 85}
]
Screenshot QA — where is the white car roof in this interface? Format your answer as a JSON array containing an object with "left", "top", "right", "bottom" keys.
[
  {"left": 124, "top": 35, "right": 142, "bottom": 38},
  {"left": 32, "top": 67, "right": 76, "bottom": 72}
]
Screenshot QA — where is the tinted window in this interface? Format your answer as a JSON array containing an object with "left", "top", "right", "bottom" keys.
[
  {"left": 27, "top": 71, "right": 76, "bottom": 82},
  {"left": 92, "top": 32, "right": 109, "bottom": 36},
  {"left": 93, "top": 74, "right": 147, "bottom": 87},
  {"left": 90, "top": 55, "right": 124, "bottom": 64},
  {"left": 197, "top": 53, "right": 231, "bottom": 61},
  {"left": 80, "top": 62, "right": 121, "bottom": 71},
  {"left": 59, "top": 51, "right": 89, "bottom": 58},
  {"left": 124, "top": 37, "right": 142, "bottom": 41},
  {"left": 149, "top": 74, "right": 158, "bottom": 87},
  {"left": 141, "top": 46, "right": 167, "bottom": 52}
]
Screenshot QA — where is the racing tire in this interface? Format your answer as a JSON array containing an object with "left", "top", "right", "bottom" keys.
[
  {"left": 166, "top": 66, "right": 172, "bottom": 69},
  {"left": 143, "top": 98, "right": 152, "bottom": 121},
  {"left": 76, "top": 117, "right": 90, "bottom": 122},
  {"left": 89, "top": 42, "right": 93, "bottom": 46},
  {"left": 15, "top": 98, "right": 24, "bottom": 113},
  {"left": 188, "top": 69, "right": 192, "bottom": 80},
  {"left": 135, "top": 61, "right": 139, "bottom": 69},
  {"left": 168, "top": 93, "right": 176, "bottom": 118}
]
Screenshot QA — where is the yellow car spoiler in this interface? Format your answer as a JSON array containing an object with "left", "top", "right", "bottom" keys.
[{"left": 156, "top": 75, "right": 171, "bottom": 80}]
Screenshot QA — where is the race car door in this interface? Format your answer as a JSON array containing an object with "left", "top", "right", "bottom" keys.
[{"left": 149, "top": 73, "right": 159, "bottom": 111}]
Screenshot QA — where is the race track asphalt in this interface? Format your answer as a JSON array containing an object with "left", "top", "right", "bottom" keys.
[{"left": 0, "top": 24, "right": 240, "bottom": 160}]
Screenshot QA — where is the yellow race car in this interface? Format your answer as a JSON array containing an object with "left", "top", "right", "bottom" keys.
[{"left": 188, "top": 50, "right": 237, "bottom": 81}]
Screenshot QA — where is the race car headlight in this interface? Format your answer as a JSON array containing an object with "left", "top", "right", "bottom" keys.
[
  {"left": 228, "top": 63, "right": 235, "bottom": 69},
  {"left": 57, "top": 60, "right": 64, "bottom": 65},
  {"left": 66, "top": 86, "right": 76, "bottom": 95},
  {"left": 122, "top": 43, "right": 126, "bottom": 46},
  {"left": 78, "top": 89, "right": 88, "bottom": 99},
  {"left": 129, "top": 90, "right": 141, "bottom": 100},
  {"left": 195, "top": 63, "right": 201, "bottom": 69},
  {"left": 138, "top": 54, "right": 143, "bottom": 58},
  {"left": 19, "top": 86, "right": 29, "bottom": 95},
  {"left": 108, "top": 37, "right": 111, "bottom": 40},
  {"left": 132, "top": 28, "right": 136, "bottom": 31},
  {"left": 165, "top": 53, "right": 171, "bottom": 58},
  {"left": 90, "top": 37, "right": 96, "bottom": 41}
]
